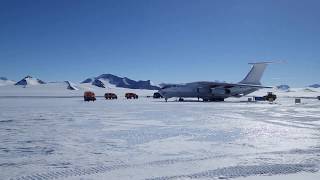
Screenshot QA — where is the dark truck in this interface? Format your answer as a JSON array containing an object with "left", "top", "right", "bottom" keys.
[
  {"left": 125, "top": 93, "right": 138, "bottom": 99},
  {"left": 104, "top": 93, "right": 117, "bottom": 100},
  {"left": 254, "top": 92, "right": 277, "bottom": 102},
  {"left": 264, "top": 92, "right": 277, "bottom": 102},
  {"left": 84, "top": 91, "right": 96, "bottom": 102}
]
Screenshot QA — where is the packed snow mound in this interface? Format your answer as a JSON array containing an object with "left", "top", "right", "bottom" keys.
[
  {"left": 303, "top": 88, "right": 317, "bottom": 92},
  {"left": 0, "top": 77, "right": 15, "bottom": 86},
  {"left": 82, "top": 74, "right": 160, "bottom": 90},
  {"left": 276, "top": 84, "right": 290, "bottom": 91},
  {"left": 309, "top": 84, "right": 320, "bottom": 88},
  {"left": 15, "top": 75, "right": 46, "bottom": 86}
]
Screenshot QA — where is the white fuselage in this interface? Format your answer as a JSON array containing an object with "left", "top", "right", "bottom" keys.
[{"left": 159, "top": 82, "right": 258, "bottom": 101}]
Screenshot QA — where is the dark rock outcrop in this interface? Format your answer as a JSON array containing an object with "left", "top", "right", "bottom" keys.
[{"left": 15, "top": 75, "right": 46, "bottom": 86}]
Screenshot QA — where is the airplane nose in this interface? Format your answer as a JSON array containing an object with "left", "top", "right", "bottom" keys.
[{"left": 158, "top": 90, "right": 163, "bottom": 96}]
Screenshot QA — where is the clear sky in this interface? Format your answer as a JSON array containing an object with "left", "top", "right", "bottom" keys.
[{"left": 0, "top": 0, "right": 319, "bottom": 87}]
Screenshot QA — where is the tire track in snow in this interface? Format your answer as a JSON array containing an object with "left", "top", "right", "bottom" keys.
[
  {"left": 11, "top": 164, "right": 130, "bottom": 180},
  {"left": 146, "top": 163, "right": 318, "bottom": 180},
  {"left": 10, "top": 146, "right": 320, "bottom": 180},
  {"left": 10, "top": 161, "right": 319, "bottom": 180}
]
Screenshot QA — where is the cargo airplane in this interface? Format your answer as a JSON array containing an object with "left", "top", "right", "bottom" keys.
[{"left": 159, "top": 62, "right": 274, "bottom": 102}]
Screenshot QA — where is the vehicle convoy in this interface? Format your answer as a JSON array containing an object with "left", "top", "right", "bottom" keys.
[
  {"left": 158, "top": 62, "right": 275, "bottom": 102},
  {"left": 84, "top": 91, "right": 96, "bottom": 101},
  {"left": 125, "top": 93, "right": 138, "bottom": 99},
  {"left": 104, "top": 93, "right": 117, "bottom": 99}
]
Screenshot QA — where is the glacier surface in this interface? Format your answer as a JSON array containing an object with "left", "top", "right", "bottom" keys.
[{"left": 0, "top": 94, "right": 320, "bottom": 179}]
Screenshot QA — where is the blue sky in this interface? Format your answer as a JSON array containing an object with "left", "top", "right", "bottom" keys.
[{"left": 0, "top": 0, "right": 319, "bottom": 86}]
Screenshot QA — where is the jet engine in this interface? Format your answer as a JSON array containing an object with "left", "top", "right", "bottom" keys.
[{"left": 211, "top": 88, "right": 231, "bottom": 95}]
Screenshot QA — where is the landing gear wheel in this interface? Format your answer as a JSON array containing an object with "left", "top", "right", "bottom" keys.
[{"left": 210, "top": 98, "right": 224, "bottom": 102}]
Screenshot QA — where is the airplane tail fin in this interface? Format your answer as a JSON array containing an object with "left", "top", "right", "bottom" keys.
[{"left": 239, "top": 62, "right": 272, "bottom": 85}]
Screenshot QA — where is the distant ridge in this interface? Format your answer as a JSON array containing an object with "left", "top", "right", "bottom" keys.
[
  {"left": 81, "top": 74, "right": 160, "bottom": 90},
  {"left": 15, "top": 75, "right": 46, "bottom": 86},
  {"left": 309, "top": 84, "right": 320, "bottom": 88},
  {"left": 276, "top": 84, "right": 290, "bottom": 91}
]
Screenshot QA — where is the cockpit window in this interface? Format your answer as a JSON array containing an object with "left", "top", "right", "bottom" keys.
[{"left": 161, "top": 85, "right": 172, "bottom": 89}]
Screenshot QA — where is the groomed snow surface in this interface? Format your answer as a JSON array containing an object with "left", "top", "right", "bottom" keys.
[{"left": 1, "top": 92, "right": 320, "bottom": 179}]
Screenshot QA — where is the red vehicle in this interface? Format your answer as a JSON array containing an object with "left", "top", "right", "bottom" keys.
[
  {"left": 125, "top": 93, "right": 138, "bottom": 99},
  {"left": 104, "top": 93, "right": 117, "bottom": 99},
  {"left": 84, "top": 91, "right": 96, "bottom": 101}
]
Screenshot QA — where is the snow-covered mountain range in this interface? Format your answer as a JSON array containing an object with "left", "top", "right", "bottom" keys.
[
  {"left": 81, "top": 74, "right": 160, "bottom": 90},
  {"left": 0, "top": 74, "right": 158, "bottom": 96},
  {"left": 1, "top": 74, "right": 159, "bottom": 90}
]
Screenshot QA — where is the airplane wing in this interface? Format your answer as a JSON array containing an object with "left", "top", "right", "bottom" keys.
[
  {"left": 191, "top": 81, "right": 272, "bottom": 97},
  {"left": 193, "top": 81, "right": 273, "bottom": 89}
]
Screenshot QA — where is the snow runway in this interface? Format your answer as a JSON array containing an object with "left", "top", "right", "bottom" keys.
[{"left": 0, "top": 97, "right": 320, "bottom": 179}]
